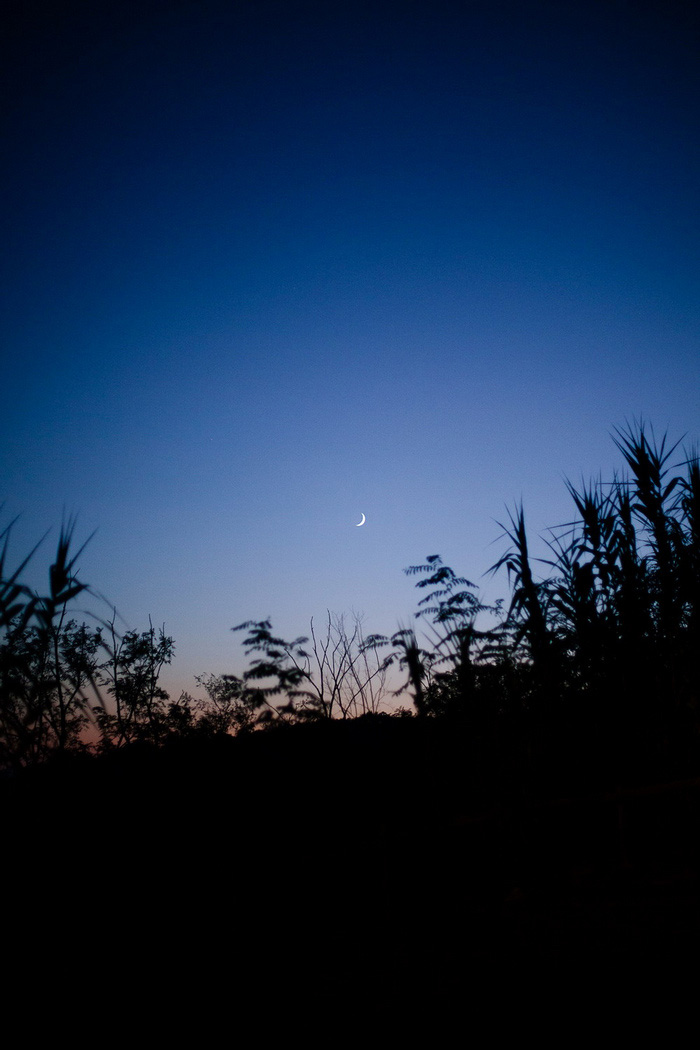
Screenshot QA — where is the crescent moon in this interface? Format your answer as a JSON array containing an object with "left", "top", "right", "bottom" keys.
[{"left": 356, "top": 513, "right": 366, "bottom": 527}]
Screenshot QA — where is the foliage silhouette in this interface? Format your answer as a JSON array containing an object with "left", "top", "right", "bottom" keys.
[
  {"left": 231, "top": 612, "right": 392, "bottom": 722},
  {"left": 95, "top": 617, "right": 175, "bottom": 746},
  {"left": 363, "top": 555, "right": 502, "bottom": 722},
  {"left": 3, "top": 420, "right": 700, "bottom": 781},
  {"left": 0, "top": 516, "right": 177, "bottom": 766},
  {"left": 0, "top": 517, "right": 105, "bottom": 767},
  {"left": 481, "top": 419, "right": 700, "bottom": 775},
  {"left": 179, "top": 672, "right": 255, "bottom": 737}
]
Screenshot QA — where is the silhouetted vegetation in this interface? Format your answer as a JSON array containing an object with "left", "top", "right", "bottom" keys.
[
  {"left": 4, "top": 423, "right": 700, "bottom": 979},
  {"left": 2, "top": 421, "right": 700, "bottom": 776}
]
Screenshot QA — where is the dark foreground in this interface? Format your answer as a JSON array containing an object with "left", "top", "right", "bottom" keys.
[{"left": 4, "top": 716, "right": 700, "bottom": 1007}]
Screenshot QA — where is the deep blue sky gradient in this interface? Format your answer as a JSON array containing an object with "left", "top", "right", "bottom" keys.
[{"left": 2, "top": 0, "right": 699, "bottom": 699}]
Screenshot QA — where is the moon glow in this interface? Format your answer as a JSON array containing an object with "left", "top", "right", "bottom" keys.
[{"left": 356, "top": 513, "right": 366, "bottom": 527}]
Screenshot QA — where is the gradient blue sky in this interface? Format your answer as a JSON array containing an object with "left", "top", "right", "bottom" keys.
[{"left": 2, "top": 0, "right": 699, "bottom": 700}]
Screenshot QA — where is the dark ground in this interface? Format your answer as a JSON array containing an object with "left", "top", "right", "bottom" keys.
[{"left": 4, "top": 716, "right": 700, "bottom": 1006}]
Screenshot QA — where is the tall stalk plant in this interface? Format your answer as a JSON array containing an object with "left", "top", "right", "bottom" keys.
[
  {"left": 0, "top": 516, "right": 104, "bottom": 767},
  {"left": 488, "top": 422, "right": 700, "bottom": 766}
]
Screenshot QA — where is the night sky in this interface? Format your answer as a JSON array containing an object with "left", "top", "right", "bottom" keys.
[{"left": 3, "top": 0, "right": 699, "bottom": 699}]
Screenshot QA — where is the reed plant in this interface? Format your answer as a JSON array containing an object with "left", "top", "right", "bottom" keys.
[
  {"left": 0, "top": 516, "right": 103, "bottom": 768},
  {"left": 486, "top": 422, "right": 700, "bottom": 769}
]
